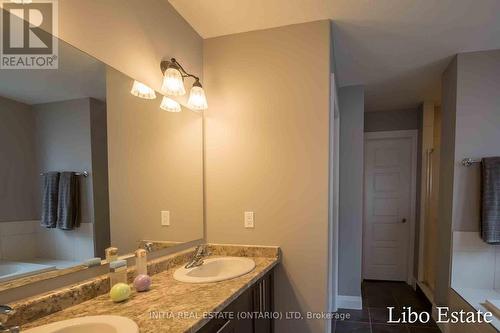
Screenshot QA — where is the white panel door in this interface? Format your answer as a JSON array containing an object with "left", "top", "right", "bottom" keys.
[{"left": 363, "top": 132, "right": 416, "bottom": 281}]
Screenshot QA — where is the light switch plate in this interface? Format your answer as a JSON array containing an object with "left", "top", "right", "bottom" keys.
[
  {"left": 244, "top": 211, "right": 254, "bottom": 228},
  {"left": 161, "top": 211, "right": 170, "bottom": 226}
]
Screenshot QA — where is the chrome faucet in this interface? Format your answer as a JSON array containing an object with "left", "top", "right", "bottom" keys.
[
  {"left": 0, "top": 305, "right": 19, "bottom": 333},
  {"left": 185, "top": 245, "right": 209, "bottom": 269},
  {"left": 143, "top": 242, "right": 154, "bottom": 253}
]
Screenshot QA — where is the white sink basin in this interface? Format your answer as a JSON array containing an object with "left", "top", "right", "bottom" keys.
[
  {"left": 174, "top": 257, "right": 255, "bottom": 283},
  {"left": 24, "top": 315, "right": 138, "bottom": 333}
]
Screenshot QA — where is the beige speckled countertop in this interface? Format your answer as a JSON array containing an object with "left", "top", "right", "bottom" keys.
[{"left": 23, "top": 256, "right": 279, "bottom": 333}]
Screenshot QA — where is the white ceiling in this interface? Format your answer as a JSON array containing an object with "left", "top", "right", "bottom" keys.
[
  {"left": 169, "top": 0, "right": 500, "bottom": 111},
  {"left": 0, "top": 39, "right": 106, "bottom": 105}
]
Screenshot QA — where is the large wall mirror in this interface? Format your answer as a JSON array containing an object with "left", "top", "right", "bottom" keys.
[{"left": 0, "top": 37, "right": 204, "bottom": 288}]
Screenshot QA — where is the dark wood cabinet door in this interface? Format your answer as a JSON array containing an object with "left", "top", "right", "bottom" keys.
[
  {"left": 197, "top": 270, "right": 274, "bottom": 333},
  {"left": 230, "top": 287, "right": 253, "bottom": 333},
  {"left": 253, "top": 273, "right": 273, "bottom": 333},
  {"left": 198, "top": 287, "right": 253, "bottom": 333}
]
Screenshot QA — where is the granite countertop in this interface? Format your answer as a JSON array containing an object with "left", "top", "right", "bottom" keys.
[{"left": 23, "top": 256, "right": 279, "bottom": 333}]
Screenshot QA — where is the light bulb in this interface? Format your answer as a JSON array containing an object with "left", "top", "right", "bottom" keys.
[
  {"left": 130, "top": 81, "right": 156, "bottom": 99},
  {"left": 160, "top": 96, "right": 181, "bottom": 112},
  {"left": 162, "top": 67, "right": 186, "bottom": 96},
  {"left": 187, "top": 82, "right": 208, "bottom": 111}
]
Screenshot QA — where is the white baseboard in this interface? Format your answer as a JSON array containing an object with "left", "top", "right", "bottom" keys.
[
  {"left": 337, "top": 295, "right": 363, "bottom": 310},
  {"left": 410, "top": 276, "right": 417, "bottom": 290}
]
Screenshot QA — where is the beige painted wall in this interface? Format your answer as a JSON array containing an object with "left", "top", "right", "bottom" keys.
[
  {"left": 203, "top": 21, "right": 331, "bottom": 333},
  {"left": 106, "top": 67, "right": 203, "bottom": 254},
  {"left": 57, "top": 0, "right": 202, "bottom": 105}
]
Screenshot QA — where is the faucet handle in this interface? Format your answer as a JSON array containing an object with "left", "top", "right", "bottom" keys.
[
  {"left": 144, "top": 242, "right": 154, "bottom": 253},
  {"left": 197, "top": 244, "right": 210, "bottom": 256},
  {"left": 0, "top": 305, "right": 14, "bottom": 314},
  {"left": 0, "top": 305, "right": 15, "bottom": 332},
  {"left": 0, "top": 305, "right": 14, "bottom": 321},
  {"left": 194, "top": 244, "right": 204, "bottom": 254}
]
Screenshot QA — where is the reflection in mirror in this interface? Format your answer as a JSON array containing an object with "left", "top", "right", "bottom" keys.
[
  {"left": 0, "top": 39, "right": 108, "bottom": 283},
  {"left": 106, "top": 67, "right": 204, "bottom": 254},
  {"left": 0, "top": 39, "right": 204, "bottom": 287}
]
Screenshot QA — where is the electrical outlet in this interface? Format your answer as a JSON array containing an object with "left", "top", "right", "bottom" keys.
[
  {"left": 161, "top": 211, "right": 170, "bottom": 226},
  {"left": 244, "top": 211, "right": 254, "bottom": 228}
]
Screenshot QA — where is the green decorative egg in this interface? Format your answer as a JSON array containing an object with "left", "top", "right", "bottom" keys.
[{"left": 110, "top": 283, "right": 131, "bottom": 302}]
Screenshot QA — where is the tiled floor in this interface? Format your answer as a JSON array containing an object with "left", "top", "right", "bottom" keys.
[{"left": 333, "top": 281, "right": 441, "bottom": 333}]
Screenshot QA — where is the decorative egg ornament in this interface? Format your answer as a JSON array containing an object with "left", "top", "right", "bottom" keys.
[
  {"left": 134, "top": 274, "right": 152, "bottom": 292},
  {"left": 110, "top": 283, "right": 131, "bottom": 302}
]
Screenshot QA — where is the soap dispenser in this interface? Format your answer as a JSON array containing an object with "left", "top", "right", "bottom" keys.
[
  {"left": 105, "top": 247, "right": 118, "bottom": 263},
  {"left": 133, "top": 249, "right": 151, "bottom": 292},
  {"left": 135, "top": 249, "right": 148, "bottom": 276}
]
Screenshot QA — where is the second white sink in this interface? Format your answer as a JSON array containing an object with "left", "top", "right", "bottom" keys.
[
  {"left": 23, "top": 315, "right": 138, "bottom": 333},
  {"left": 174, "top": 257, "right": 255, "bottom": 283}
]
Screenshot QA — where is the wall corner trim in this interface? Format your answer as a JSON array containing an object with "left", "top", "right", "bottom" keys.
[
  {"left": 432, "top": 305, "right": 449, "bottom": 333},
  {"left": 337, "top": 295, "right": 363, "bottom": 310}
]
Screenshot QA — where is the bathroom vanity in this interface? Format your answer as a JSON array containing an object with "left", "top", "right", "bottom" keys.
[{"left": 10, "top": 245, "right": 279, "bottom": 333}]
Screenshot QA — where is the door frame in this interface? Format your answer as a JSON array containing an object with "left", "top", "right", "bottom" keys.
[
  {"left": 327, "top": 73, "right": 340, "bottom": 319},
  {"left": 363, "top": 129, "right": 418, "bottom": 285}
]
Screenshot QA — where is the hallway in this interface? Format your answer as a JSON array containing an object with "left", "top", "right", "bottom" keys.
[{"left": 333, "top": 281, "right": 440, "bottom": 333}]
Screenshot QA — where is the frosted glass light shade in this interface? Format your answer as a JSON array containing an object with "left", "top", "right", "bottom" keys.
[
  {"left": 162, "top": 67, "right": 186, "bottom": 96},
  {"left": 130, "top": 81, "right": 156, "bottom": 99},
  {"left": 187, "top": 85, "right": 208, "bottom": 111},
  {"left": 160, "top": 96, "right": 181, "bottom": 112}
]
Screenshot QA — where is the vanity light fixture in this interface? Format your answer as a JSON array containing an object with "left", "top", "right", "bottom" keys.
[
  {"left": 160, "top": 96, "right": 181, "bottom": 113},
  {"left": 130, "top": 80, "right": 156, "bottom": 99},
  {"left": 187, "top": 79, "right": 208, "bottom": 111},
  {"left": 160, "top": 58, "right": 208, "bottom": 111},
  {"left": 161, "top": 63, "right": 186, "bottom": 96}
]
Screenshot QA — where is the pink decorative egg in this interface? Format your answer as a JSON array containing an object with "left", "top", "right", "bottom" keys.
[{"left": 133, "top": 274, "right": 151, "bottom": 292}]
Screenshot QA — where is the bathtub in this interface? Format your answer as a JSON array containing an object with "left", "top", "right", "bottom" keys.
[{"left": 0, "top": 260, "right": 56, "bottom": 282}]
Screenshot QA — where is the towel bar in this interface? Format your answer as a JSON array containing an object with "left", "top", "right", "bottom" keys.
[
  {"left": 461, "top": 158, "right": 481, "bottom": 167},
  {"left": 40, "top": 171, "right": 89, "bottom": 177}
]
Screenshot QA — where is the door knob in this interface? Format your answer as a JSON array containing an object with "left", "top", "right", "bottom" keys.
[{"left": 401, "top": 218, "right": 407, "bottom": 223}]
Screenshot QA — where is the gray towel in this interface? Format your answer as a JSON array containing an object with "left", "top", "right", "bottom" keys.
[
  {"left": 41, "top": 172, "right": 60, "bottom": 228},
  {"left": 57, "top": 172, "right": 80, "bottom": 230},
  {"left": 481, "top": 157, "right": 500, "bottom": 244}
]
